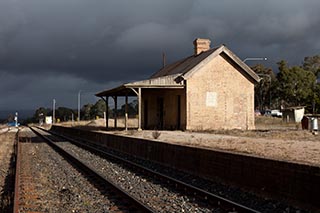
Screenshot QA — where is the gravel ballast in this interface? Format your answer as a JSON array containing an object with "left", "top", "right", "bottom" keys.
[
  {"left": 46, "top": 129, "right": 312, "bottom": 212},
  {"left": 17, "top": 128, "right": 118, "bottom": 212}
]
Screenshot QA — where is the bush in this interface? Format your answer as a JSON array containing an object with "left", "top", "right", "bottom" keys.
[{"left": 152, "top": 130, "right": 161, "bottom": 139}]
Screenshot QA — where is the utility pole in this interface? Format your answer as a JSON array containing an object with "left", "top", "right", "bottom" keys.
[
  {"left": 162, "top": 52, "right": 166, "bottom": 68},
  {"left": 53, "top": 99, "right": 56, "bottom": 124},
  {"left": 14, "top": 112, "right": 18, "bottom": 127},
  {"left": 243, "top": 57, "right": 269, "bottom": 109},
  {"left": 78, "top": 90, "right": 81, "bottom": 122}
]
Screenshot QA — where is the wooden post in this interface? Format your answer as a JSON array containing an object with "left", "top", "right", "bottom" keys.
[
  {"left": 125, "top": 95, "right": 128, "bottom": 131},
  {"left": 114, "top": 96, "right": 117, "bottom": 129},
  {"left": 129, "top": 88, "right": 140, "bottom": 131},
  {"left": 106, "top": 96, "right": 109, "bottom": 129},
  {"left": 138, "top": 88, "right": 142, "bottom": 131}
]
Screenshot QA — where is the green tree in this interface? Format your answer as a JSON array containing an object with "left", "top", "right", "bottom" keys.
[
  {"left": 303, "top": 55, "right": 320, "bottom": 76},
  {"left": 82, "top": 104, "right": 93, "bottom": 120},
  {"left": 119, "top": 99, "right": 138, "bottom": 118},
  {"left": 90, "top": 99, "right": 106, "bottom": 119},
  {"left": 33, "top": 107, "right": 49, "bottom": 123},
  {"left": 314, "top": 83, "right": 320, "bottom": 113},
  {"left": 251, "top": 64, "right": 275, "bottom": 110},
  {"left": 302, "top": 55, "right": 320, "bottom": 113},
  {"left": 276, "top": 60, "right": 316, "bottom": 107},
  {"left": 55, "top": 107, "right": 75, "bottom": 121}
]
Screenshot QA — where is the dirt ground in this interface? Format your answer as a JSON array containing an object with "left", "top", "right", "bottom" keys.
[
  {"left": 55, "top": 117, "right": 320, "bottom": 167},
  {"left": 0, "top": 125, "right": 17, "bottom": 210}
]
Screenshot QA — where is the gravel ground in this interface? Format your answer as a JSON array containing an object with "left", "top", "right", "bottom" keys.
[
  {"left": 45, "top": 129, "right": 312, "bottom": 213},
  {"left": 17, "top": 127, "right": 118, "bottom": 212},
  {"left": 0, "top": 126, "right": 9, "bottom": 134},
  {"left": 109, "top": 148, "right": 311, "bottom": 213},
  {"left": 40, "top": 130, "right": 227, "bottom": 212},
  {"left": 0, "top": 127, "right": 16, "bottom": 212}
]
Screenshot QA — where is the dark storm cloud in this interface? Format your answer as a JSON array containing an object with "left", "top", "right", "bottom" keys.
[
  {"left": 0, "top": 70, "right": 113, "bottom": 109},
  {"left": 1, "top": 0, "right": 320, "bottom": 110},
  {"left": 0, "top": 0, "right": 195, "bottom": 82}
]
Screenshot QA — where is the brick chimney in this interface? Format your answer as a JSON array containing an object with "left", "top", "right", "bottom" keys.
[{"left": 193, "top": 38, "right": 211, "bottom": 55}]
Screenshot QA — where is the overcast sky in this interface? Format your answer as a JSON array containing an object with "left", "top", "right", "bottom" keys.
[{"left": 1, "top": 0, "right": 320, "bottom": 111}]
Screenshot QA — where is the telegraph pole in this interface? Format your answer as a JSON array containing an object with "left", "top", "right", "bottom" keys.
[
  {"left": 53, "top": 99, "right": 56, "bottom": 124},
  {"left": 78, "top": 90, "right": 81, "bottom": 122}
]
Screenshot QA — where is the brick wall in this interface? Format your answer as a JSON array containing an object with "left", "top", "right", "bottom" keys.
[
  {"left": 186, "top": 54, "right": 255, "bottom": 130},
  {"left": 52, "top": 126, "right": 320, "bottom": 208}
]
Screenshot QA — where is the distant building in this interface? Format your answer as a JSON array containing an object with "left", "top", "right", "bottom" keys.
[
  {"left": 282, "top": 107, "right": 305, "bottom": 123},
  {"left": 45, "top": 116, "right": 53, "bottom": 124},
  {"left": 96, "top": 38, "right": 260, "bottom": 130}
]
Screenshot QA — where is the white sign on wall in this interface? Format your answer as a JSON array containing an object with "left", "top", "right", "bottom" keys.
[{"left": 206, "top": 92, "right": 217, "bottom": 107}]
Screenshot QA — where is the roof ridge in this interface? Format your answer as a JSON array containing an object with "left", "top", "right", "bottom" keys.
[
  {"left": 150, "top": 45, "right": 223, "bottom": 78},
  {"left": 150, "top": 55, "right": 193, "bottom": 78}
]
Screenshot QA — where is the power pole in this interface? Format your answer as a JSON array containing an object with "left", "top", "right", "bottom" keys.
[
  {"left": 53, "top": 99, "right": 56, "bottom": 124},
  {"left": 78, "top": 90, "right": 81, "bottom": 122}
]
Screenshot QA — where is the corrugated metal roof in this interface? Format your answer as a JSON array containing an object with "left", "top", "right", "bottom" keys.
[
  {"left": 95, "top": 75, "right": 185, "bottom": 97},
  {"left": 151, "top": 47, "right": 219, "bottom": 78},
  {"left": 96, "top": 44, "right": 260, "bottom": 97}
]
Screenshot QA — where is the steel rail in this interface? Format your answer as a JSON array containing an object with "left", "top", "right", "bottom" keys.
[
  {"left": 43, "top": 127, "right": 260, "bottom": 213},
  {"left": 13, "top": 129, "right": 20, "bottom": 213},
  {"left": 30, "top": 127, "right": 154, "bottom": 213}
]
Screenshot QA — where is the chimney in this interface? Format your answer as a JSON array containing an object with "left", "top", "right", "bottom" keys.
[{"left": 193, "top": 38, "right": 211, "bottom": 55}]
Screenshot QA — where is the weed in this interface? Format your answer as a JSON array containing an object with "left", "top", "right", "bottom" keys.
[
  {"left": 152, "top": 130, "right": 161, "bottom": 139},
  {"left": 128, "top": 130, "right": 135, "bottom": 136}
]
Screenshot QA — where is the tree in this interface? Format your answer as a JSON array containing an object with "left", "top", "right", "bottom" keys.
[
  {"left": 314, "top": 83, "right": 320, "bottom": 113},
  {"left": 90, "top": 99, "right": 106, "bottom": 119},
  {"left": 302, "top": 55, "right": 320, "bottom": 113},
  {"left": 276, "top": 60, "right": 316, "bottom": 107},
  {"left": 82, "top": 104, "right": 93, "bottom": 120},
  {"left": 303, "top": 55, "right": 320, "bottom": 76},
  {"left": 119, "top": 99, "right": 138, "bottom": 118},
  {"left": 33, "top": 107, "right": 50, "bottom": 123},
  {"left": 55, "top": 107, "right": 75, "bottom": 121},
  {"left": 251, "top": 64, "right": 275, "bottom": 111},
  {"left": 7, "top": 114, "right": 14, "bottom": 123}
]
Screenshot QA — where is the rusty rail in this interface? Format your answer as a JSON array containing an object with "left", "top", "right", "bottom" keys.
[
  {"left": 41, "top": 126, "right": 260, "bottom": 213},
  {"left": 31, "top": 127, "right": 155, "bottom": 212},
  {"left": 13, "top": 129, "right": 20, "bottom": 213}
]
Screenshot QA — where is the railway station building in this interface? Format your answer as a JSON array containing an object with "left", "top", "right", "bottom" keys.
[{"left": 96, "top": 38, "right": 260, "bottom": 131}]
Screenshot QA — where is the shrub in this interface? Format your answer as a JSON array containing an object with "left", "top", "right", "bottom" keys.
[{"left": 152, "top": 130, "right": 161, "bottom": 139}]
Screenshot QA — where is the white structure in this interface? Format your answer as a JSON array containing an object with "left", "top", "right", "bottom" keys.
[
  {"left": 14, "top": 112, "right": 18, "bottom": 127},
  {"left": 45, "top": 116, "right": 53, "bottom": 124},
  {"left": 282, "top": 107, "right": 305, "bottom": 123}
]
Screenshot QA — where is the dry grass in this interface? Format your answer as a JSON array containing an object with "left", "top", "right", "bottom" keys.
[
  {"left": 255, "top": 116, "right": 299, "bottom": 129},
  {"left": 56, "top": 116, "right": 320, "bottom": 166},
  {"left": 194, "top": 116, "right": 319, "bottom": 141},
  {"left": 54, "top": 118, "right": 138, "bottom": 129}
]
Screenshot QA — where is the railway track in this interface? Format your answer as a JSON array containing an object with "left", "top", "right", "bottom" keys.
[
  {"left": 33, "top": 126, "right": 260, "bottom": 212},
  {"left": 14, "top": 127, "right": 153, "bottom": 212}
]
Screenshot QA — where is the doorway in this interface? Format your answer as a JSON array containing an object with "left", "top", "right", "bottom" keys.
[
  {"left": 144, "top": 100, "right": 148, "bottom": 129},
  {"left": 177, "top": 95, "right": 181, "bottom": 129},
  {"left": 157, "top": 97, "right": 164, "bottom": 129}
]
